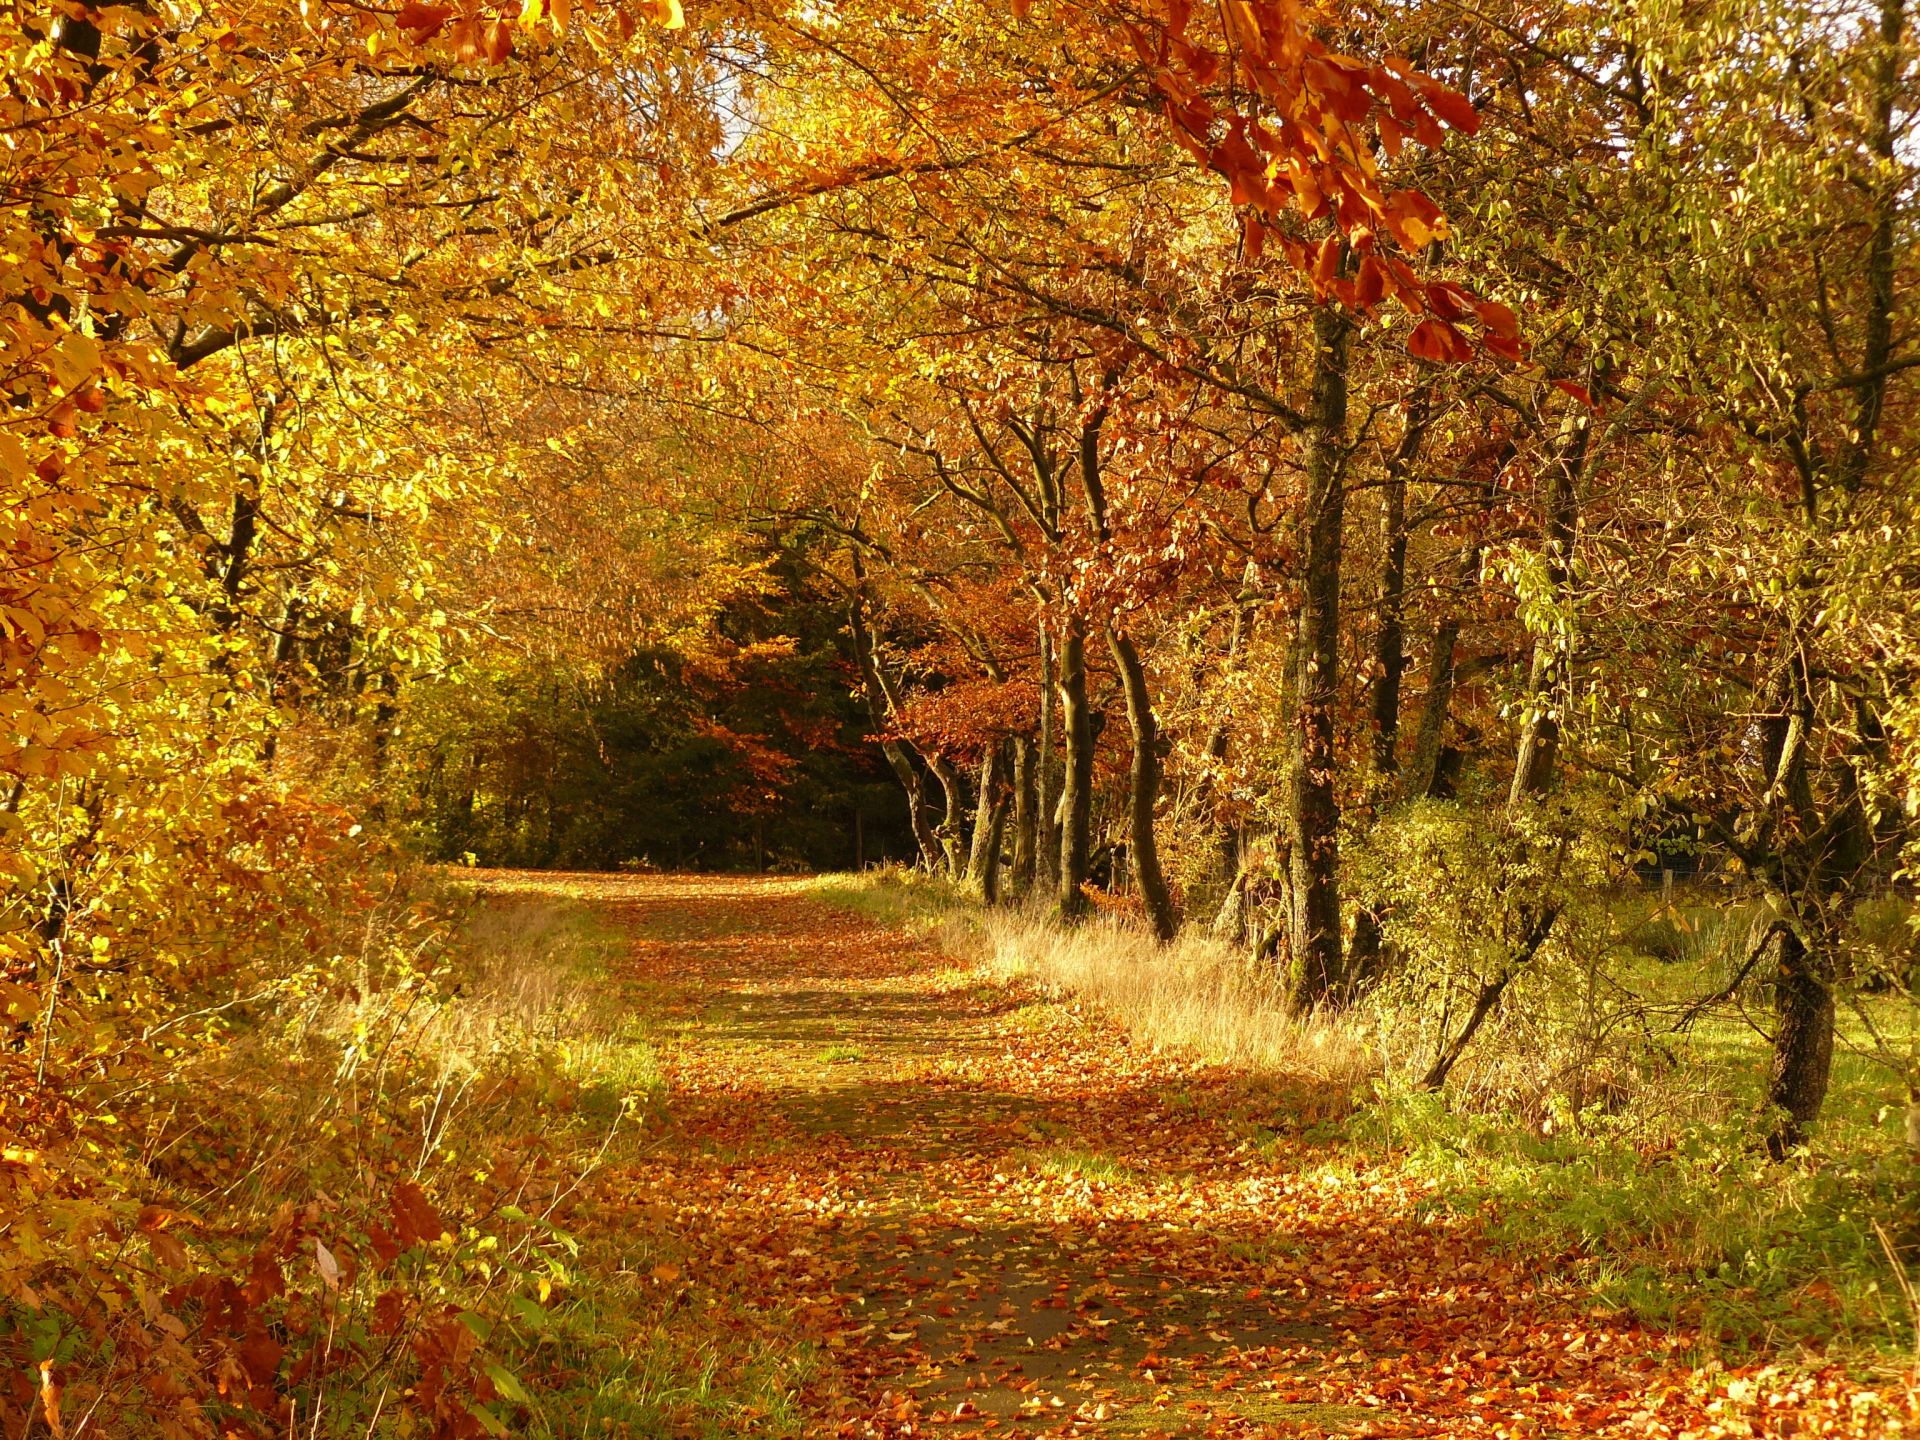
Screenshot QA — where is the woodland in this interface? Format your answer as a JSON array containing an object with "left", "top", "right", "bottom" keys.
[{"left": 5, "top": 0, "right": 1920, "bottom": 1436}]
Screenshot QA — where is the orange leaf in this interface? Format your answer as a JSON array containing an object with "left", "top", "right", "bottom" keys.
[
  {"left": 396, "top": 1, "right": 451, "bottom": 42},
  {"left": 1312, "top": 234, "right": 1341, "bottom": 290},
  {"left": 1474, "top": 299, "right": 1520, "bottom": 338},
  {"left": 1378, "top": 113, "right": 1407, "bottom": 159},
  {"left": 1423, "top": 84, "right": 1481, "bottom": 135},
  {"left": 38, "top": 1361, "right": 62, "bottom": 1440},
  {"left": 1383, "top": 189, "right": 1446, "bottom": 249},
  {"left": 1425, "top": 280, "right": 1472, "bottom": 321},
  {"left": 1408, "top": 318, "right": 1470, "bottom": 364},
  {"left": 1353, "top": 255, "right": 1385, "bottom": 309}
]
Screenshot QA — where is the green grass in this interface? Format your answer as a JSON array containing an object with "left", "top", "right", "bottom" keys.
[
  {"left": 805, "top": 867, "right": 965, "bottom": 932},
  {"left": 517, "top": 1305, "right": 821, "bottom": 1438},
  {"left": 1344, "top": 885, "right": 1920, "bottom": 1356},
  {"left": 1352, "top": 988, "right": 1920, "bottom": 1359},
  {"left": 1366, "top": 1095, "right": 1918, "bottom": 1352},
  {"left": 817, "top": 1042, "right": 866, "bottom": 1063},
  {"left": 1026, "top": 1145, "right": 1139, "bottom": 1185}
]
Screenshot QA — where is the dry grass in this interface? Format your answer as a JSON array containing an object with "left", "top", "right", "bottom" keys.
[
  {"left": 194, "top": 889, "right": 659, "bottom": 1210},
  {"left": 814, "top": 870, "right": 1378, "bottom": 1091}
]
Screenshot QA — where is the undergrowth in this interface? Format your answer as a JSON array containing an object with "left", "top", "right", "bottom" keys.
[{"left": 3, "top": 871, "right": 819, "bottom": 1440}]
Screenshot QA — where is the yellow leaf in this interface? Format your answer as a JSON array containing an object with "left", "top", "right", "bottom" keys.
[
  {"left": 0, "top": 432, "right": 27, "bottom": 478},
  {"left": 51, "top": 334, "right": 98, "bottom": 391},
  {"left": 519, "top": 0, "right": 543, "bottom": 29}
]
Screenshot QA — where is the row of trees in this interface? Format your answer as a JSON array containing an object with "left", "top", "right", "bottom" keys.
[
  {"left": 10, "top": 0, "right": 1907, "bottom": 1147},
  {"left": 672, "top": 0, "right": 1919, "bottom": 1151},
  {"left": 2, "top": 3, "right": 1915, "bottom": 1427}
]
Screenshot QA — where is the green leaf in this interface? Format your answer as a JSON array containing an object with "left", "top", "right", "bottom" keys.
[
  {"left": 457, "top": 1310, "right": 494, "bottom": 1341},
  {"left": 485, "top": 1363, "right": 533, "bottom": 1405},
  {"left": 506, "top": 1295, "right": 549, "bottom": 1330}
]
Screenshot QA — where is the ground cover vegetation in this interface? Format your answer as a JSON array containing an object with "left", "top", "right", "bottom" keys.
[{"left": 5, "top": 0, "right": 1920, "bottom": 1433}]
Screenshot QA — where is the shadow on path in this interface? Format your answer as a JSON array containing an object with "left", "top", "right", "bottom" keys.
[{"left": 469, "top": 870, "right": 1766, "bottom": 1440}]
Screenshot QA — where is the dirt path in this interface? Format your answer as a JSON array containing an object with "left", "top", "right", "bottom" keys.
[{"left": 483, "top": 871, "right": 1884, "bottom": 1440}]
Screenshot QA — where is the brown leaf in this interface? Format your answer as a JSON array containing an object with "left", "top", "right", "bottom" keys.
[
  {"left": 372, "top": 1288, "right": 409, "bottom": 1336},
  {"left": 391, "top": 1180, "right": 448, "bottom": 1247},
  {"left": 238, "top": 1329, "right": 283, "bottom": 1385}
]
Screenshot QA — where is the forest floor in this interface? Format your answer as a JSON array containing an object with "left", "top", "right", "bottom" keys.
[{"left": 474, "top": 869, "right": 1909, "bottom": 1439}]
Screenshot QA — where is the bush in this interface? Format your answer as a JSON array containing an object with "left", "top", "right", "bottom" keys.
[{"left": 1349, "top": 792, "right": 1630, "bottom": 1107}]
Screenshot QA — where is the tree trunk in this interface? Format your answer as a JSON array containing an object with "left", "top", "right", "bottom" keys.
[
  {"left": 978, "top": 772, "right": 1010, "bottom": 904},
  {"left": 1765, "top": 922, "right": 1835, "bottom": 1157},
  {"left": 1369, "top": 388, "right": 1429, "bottom": 785},
  {"left": 890, "top": 745, "right": 944, "bottom": 871},
  {"left": 1212, "top": 842, "right": 1248, "bottom": 945},
  {"left": 848, "top": 597, "right": 944, "bottom": 870},
  {"left": 1286, "top": 302, "right": 1353, "bottom": 1010},
  {"left": 1346, "top": 907, "right": 1389, "bottom": 995},
  {"left": 1107, "top": 626, "right": 1177, "bottom": 941},
  {"left": 1035, "top": 604, "right": 1061, "bottom": 893},
  {"left": 930, "top": 755, "right": 968, "bottom": 880},
  {"left": 1010, "top": 734, "right": 1038, "bottom": 894},
  {"left": 1057, "top": 615, "right": 1094, "bottom": 921},
  {"left": 1407, "top": 618, "right": 1461, "bottom": 802},
  {"left": 1509, "top": 411, "right": 1588, "bottom": 804},
  {"left": 967, "top": 741, "right": 1009, "bottom": 897}
]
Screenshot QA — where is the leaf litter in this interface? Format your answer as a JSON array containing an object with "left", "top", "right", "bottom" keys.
[{"left": 495, "top": 871, "right": 1914, "bottom": 1439}]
